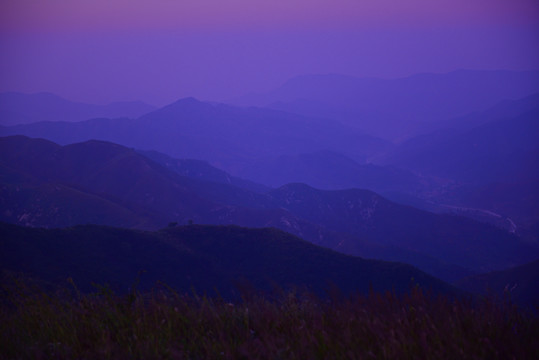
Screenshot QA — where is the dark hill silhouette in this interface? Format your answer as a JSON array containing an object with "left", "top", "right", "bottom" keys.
[
  {"left": 0, "top": 222, "right": 463, "bottom": 299},
  {"left": 230, "top": 70, "right": 539, "bottom": 140},
  {"left": 0, "top": 92, "right": 155, "bottom": 125}
]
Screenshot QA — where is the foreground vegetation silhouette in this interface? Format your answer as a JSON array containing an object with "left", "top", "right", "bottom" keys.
[{"left": 1, "top": 278, "right": 537, "bottom": 359}]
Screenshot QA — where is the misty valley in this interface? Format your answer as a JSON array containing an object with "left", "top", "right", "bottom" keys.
[{"left": 1, "top": 70, "right": 539, "bottom": 358}]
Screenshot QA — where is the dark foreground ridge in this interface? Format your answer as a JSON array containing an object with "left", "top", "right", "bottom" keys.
[{"left": 0, "top": 222, "right": 460, "bottom": 299}]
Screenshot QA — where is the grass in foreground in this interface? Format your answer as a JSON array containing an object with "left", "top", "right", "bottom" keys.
[{"left": 0, "top": 279, "right": 537, "bottom": 360}]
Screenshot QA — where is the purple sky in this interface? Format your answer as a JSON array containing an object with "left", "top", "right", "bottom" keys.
[{"left": 1, "top": 0, "right": 538, "bottom": 106}]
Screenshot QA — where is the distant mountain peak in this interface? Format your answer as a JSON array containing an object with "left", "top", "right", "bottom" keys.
[
  {"left": 229, "top": 69, "right": 539, "bottom": 140},
  {"left": 135, "top": 97, "right": 215, "bottom": 122},
  {"left": 169, "top": 97, "right": 204, "bottom": 107},
  {"left": 175, "top": 96, "right": 200, "bottom": 103},
  {"left": 150, "top": 97, "right": 211, "bottom": 115}
]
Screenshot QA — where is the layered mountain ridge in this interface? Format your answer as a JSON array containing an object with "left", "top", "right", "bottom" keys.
[
  {"left": 231, "top": 69, "right": 539, "bottom": 140},
  {"left": 2, "top": 136, "right": 537, "bottom": 284}
]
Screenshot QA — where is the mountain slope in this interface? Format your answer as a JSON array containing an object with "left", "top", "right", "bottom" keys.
[
  {"left": 0, "top": 136, "right": 216, "bottom": 225},
  {"left": 0, "top": 181, "right": 154, "bottom": 229},
  {"left": 376, "top": 97, "right": 539, "bottom": 242},
  {"left": 0, "top": 222, "right": 462, "bottom": 298},
  {"left": 0, "top": 136, "right": 332, "bottom": 240},
  {"left": 138, "top": 149, "right": 269, "bottom": 194},
  {"left": 270, "top": 183, "right": 538, "bottom": 275},
  {"left": 0, "top": 92, "right": 155, "bottom": 125}
]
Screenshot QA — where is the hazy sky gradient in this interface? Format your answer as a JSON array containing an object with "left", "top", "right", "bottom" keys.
[{"left": 1, "top": 0, "right": 538, "bottom": 105}]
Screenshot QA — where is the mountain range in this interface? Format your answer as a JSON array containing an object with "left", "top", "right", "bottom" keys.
[
  {"left": 234, "top": 150, "right": 443, "bottom": 199},
  {"left": 377, "top": 96, "right": 539, "bottom": 241},
  {"left": 0, "top": 97, "right": 390, "bottom": 172},
  {"left": 2, "top": 136, "right": 537, "bottom": 283},
  {"left": 230, "top": 70, "right": 539, "bottom": 140},
  {"left": 3, "top": 85, "right": 536, "bottom": 205},
  {"left": 1, "top": 70, "right": 538, "bottom": 292}
]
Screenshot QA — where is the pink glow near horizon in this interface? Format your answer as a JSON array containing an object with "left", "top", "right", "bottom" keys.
[
  {"left": 1, "top": 1, "right": 538, "bottom": 105},
  {"left": 2, "top": 0, "right": 539, "bottom": 32}
]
